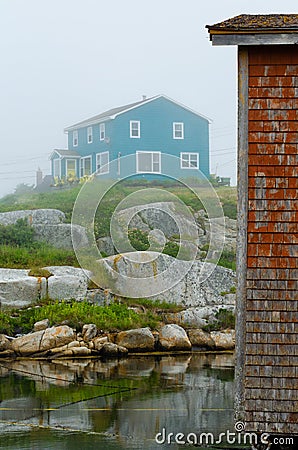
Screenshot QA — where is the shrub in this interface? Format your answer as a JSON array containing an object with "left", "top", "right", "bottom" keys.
[
  {"left": 0, "top": 219, "right": 35, "bottom": 247},
  {"left": 203, "top": 308, "right": 235, "bottom": 332}
]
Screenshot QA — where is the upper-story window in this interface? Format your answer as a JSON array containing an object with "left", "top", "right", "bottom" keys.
[
  {"left": 100, "top": 123, "right": 105, "bottom": 141},
  {"left": 173, "top": 122, "right": 184, "bottom": 139},
  {"left": 87, "top": 127, "right": 93, "bottom": 144},
  {"left": 130, "top": 120, "right": 140, "bottom": 138},
  {"left": 73, "top": 130, "right": 78, "bottom": 147}
]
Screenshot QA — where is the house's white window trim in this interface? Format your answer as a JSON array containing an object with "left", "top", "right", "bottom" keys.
[
  {"left": 80, "top": 155, "right": 92, "bottom": 177},
  {"left": 73, "top": 130, "right": 78, "bottom": 147},
  {"left": 53, "top": 158, "right": 61, "bottom": 178},
  {"left": 130, "top": 120, "right": 140, "bottom": 138},
  {"left": 96, "top": 151, "right": 109, "bottom": 174},
  {"left": 180, "top": 152, "right": 199, "bottom": 169},
  {"left": 66, "top": 159, "right": 77, "bottom": 177},
  {"left": 87, "top": 126, "right": 93, "bottom": 144},
  {"left": 136, "top": 151, "right": 161, "bottom": 174},
  {"left": 173, "top": 122, "right": 184, "bottom": 139},
  {"left": 100, "top": 123, "right": 105, "bottom": 141}
]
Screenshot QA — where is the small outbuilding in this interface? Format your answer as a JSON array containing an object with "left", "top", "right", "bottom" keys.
[{"left": 207, "top": 15, "right": 298, "bottom": 436}]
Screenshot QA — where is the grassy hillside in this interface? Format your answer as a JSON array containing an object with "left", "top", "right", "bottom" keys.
[
  {"left": 0, "top": 180, "right": 237, "bottom": 225},
  {"left": 0, "top": 180, "right": 237, "bottom": 269}
]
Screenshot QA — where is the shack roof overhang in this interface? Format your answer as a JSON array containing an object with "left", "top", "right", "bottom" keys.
[{"left": 206, "top": 14, "right": 298, "bottom": 46}]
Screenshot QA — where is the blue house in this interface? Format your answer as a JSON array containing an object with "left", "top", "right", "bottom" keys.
[{"left": 50, "top": 95, "right": 210, "bottom": 181}]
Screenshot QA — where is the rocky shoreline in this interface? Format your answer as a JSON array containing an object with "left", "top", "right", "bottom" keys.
[{"left": 0, "top": 320, "right": 235, "bottom": 359}]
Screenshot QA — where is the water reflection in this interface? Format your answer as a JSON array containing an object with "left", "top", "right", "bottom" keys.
[{"left": 0, "top": 353, "right": 235, "bottom": 449}]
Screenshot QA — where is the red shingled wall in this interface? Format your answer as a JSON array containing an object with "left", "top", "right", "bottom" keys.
[{"left": 245, "top": 45, "right": 298, "bottom": 434}]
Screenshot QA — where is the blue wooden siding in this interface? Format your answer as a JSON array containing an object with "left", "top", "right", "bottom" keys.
[{"left": 55, "top": 96, "right": 210, "bottom": 179}]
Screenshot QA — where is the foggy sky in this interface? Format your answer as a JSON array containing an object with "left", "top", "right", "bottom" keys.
[{"left": 0, "top": 0, "right": 297, "bottom": 196}]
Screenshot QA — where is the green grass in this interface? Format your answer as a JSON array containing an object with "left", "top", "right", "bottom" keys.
[
  {"left": 0, "top": 244, "right": 78, "bottom": 269},
  {"left": 202, "top": 308, "right": 235, "bottom": 332},
  {"left": 0, "top": 299, "right": 160, "bottom": 335}
]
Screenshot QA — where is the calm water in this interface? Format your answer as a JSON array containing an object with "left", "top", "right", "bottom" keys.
[{"left": 0, "top": 353, "right": 235, "bottom": 449}]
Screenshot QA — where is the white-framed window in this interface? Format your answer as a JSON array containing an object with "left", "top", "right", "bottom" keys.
[
  {"left": 87, "top": 126, "right": 93, "bottom": 144},
  {"left": 100, "top": 123, "right": 105, "bottom": 141},
  {"left": 136, "top": 151, "right": 161, "bottom": 173},
  {"left": 66, "top": 159, "right": 77, "bottom": 177},
  {"left": 73, "top": 130, "right": 78, "bottom": 147},
  {"left": 173, "top": 122, "right": 184, "bottom": 139},
  {"left": 53, "top": 158, "right": 61, "bottom": 178},
  {"left": 96, "top": 151, "right": 109, "bottom": 174},
  {"left": 180, "top": 152, "right": 199, "bottom": 169},
  {"left": 130, "top": 120, "right": 140, "bottom": 138},
  {"left": 80, "top": 156, "right": 92, "bottom": 177}
]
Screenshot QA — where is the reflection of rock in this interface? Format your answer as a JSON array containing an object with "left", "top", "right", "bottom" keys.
[
  {"left": 116, "top": 327, "right": 155, "bottom": 352},
  {"left": 11, "top": 325, "right": 75, "bottom": 355},
  {"left": 158, "top": 324, "right": 191, "bottom": 350},
  {"left": 188, "top": 329, "right": 216, "bottom": 348},
  {"left": 210, "top": 330, "right": 235, "bottom": 349},
  {"left": 118, "top": 357, "right": 155, "bottom": 377},
  {"left": 159, "top": 355, "right": 191, "bottom": 375}
]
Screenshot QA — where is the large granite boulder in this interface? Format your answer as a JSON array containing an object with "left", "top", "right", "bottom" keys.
[
  {"left": 33, "top": 224, "right": 89, "bottom": 250},
  {"left": 116, "top": 327, "right": 155, "bottom": 352},
  {"left": 158, "top": 324, "right": 191, "bottom": 351},
  {"left": 0, "top": 268, "right": 46, "bottom": 308},
  {"left": 98, "top": 252, "right": 236, "bottom": 307},
  {"left": 11, "top": 325, "right": 75, "bottom": 355},
  {"left": 0, "top": 209, "right": 65, "bottom": 225},
  {"left": 45, "top": 266, "right": 91, "bottom": 300}
]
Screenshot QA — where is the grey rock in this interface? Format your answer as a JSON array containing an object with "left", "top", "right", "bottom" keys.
[
  {"left": 100, "top": 342, "right": 128, "bottom": 357},
  {"left": 0, "top": 334, "right": 11, "bottom": 351},
  {"left": 187, "top": 329, "right": 216, "bottom": 348},
  {"left": 159, "top": 324, "right": 191, "bottom": 351},
  {"left": 45, "top": 266, "right": 92, "bottom": 300},
  {"left": 92, "top": 336, "right": 108, "bottom": 351},
  {"left": 0, "top": 268, "right": 45, "bottom": 308},
  {"left": 11, "top": 325, "right": 75, "bottom": 355},
  {"left": 33, "top": 224, "right": 89, "bottom": 250},
  {"left": 0, "top": 209, "right": 65, "bottom": 226},
  {"left": 116, "top": 328, "right": 155, "bottom": 352},
  {"left": 99, "top": 252, "right": 236, "bottom": 307},
  {"left": 210, "top": 329, "right": 235, "bottom": 350},
  {"left": 33, "top": 319, "right": 50, "bottom": 332},
  {"left": 82, "top": 324, "right": 97, "bottom": 341},
  {"left": 97, "top": 236, "right": 116, "bottom": 256}
]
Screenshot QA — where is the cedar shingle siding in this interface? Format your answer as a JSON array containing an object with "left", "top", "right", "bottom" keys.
[
  {"left": 206, "top": 15, "right": 298, "bottom": 435},
  {"left": 245, "top": 46, "right": 298, "bottom": 434}
]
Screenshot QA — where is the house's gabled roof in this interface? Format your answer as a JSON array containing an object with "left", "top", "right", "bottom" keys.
[
  {"left": 50, "top": 149, "right": 81, "bottom": 159},
  {"left": 206, "top": 14, "right": 298, "bottom": 46},
  {"left": 64, "top": 95, "right": 210, "bottom": 132}
]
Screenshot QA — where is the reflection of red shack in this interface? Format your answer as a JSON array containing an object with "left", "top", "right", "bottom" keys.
[{"left": 207, "top": 15, "right": 298, "bottom": 435}]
